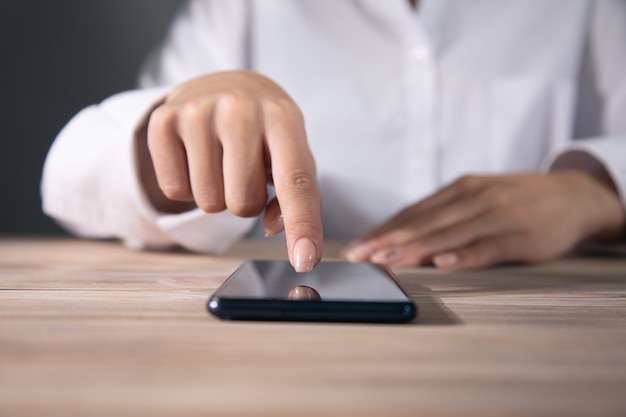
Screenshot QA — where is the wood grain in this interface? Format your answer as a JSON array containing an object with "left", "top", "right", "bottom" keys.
[{"left": 1, "top": 237, "right": 625, "bottom": 417}]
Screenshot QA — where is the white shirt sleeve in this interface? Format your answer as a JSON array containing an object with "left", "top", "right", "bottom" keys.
[
  {"left": 41, "top": 0, "right": 257, "bottom": 253},
  {"left": 547, "top": 0, "right": 626, "bottom": 204}
]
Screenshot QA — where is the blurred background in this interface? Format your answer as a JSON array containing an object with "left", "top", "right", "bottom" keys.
[{"left": 0, "top": 0, "right": 185, "bottom": 234}]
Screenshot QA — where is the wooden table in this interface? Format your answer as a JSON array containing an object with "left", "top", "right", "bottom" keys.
[{"left": 1, "top": 237, "right": 625, "bottom": 417}]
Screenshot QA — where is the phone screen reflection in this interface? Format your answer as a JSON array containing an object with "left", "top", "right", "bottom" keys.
[
  {"left": 217, "top": 260, "right": 409, "bottom": 302},
  {"left": 288, "top": 285, "right": 322, "bottom": 301}
]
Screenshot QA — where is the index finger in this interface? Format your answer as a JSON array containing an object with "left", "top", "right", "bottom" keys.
[{"left": 264, "top": 101, "right": 323, "bottom": 272}]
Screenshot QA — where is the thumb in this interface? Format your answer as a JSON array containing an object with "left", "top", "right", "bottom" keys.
[{"left": 263, "top": 197, "right": 284, "bottom": 237}]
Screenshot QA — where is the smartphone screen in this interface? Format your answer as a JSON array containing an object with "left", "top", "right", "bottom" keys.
[{"left": 207, "top": 260, "right": 417, "bottom": 323}]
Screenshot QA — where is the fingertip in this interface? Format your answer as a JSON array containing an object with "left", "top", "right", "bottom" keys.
[
  {"left": 433, "top": 248, "right": 494, "bottom": 270},
  {"left": 281, "top": 205, "right": 323, "bottom": 272},
  {"left": 264, "top": 214, "right": 284, "bottom": 237},
  {"left": 370, "top": 247, "right": 403, "bottom": 265},
  {"left": 292, "top": 237, "right": 319, "bottom": 273},
  {"left": 285, "top": 220, "right": 323, "bottom": 272},
  {"left": 432, "top": 252, "right": 460, "bottom": 269},
  {"left": 341, "top": 240, "right": 378, "bottom": 263}
]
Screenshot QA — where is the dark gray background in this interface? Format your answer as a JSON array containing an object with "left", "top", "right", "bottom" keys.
[{"left": 0, "top": 0, "right": 185, "bottom": 234}]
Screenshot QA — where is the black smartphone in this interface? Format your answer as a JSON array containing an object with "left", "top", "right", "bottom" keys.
[{"left": 207, "top": 260, "right": 417, "bottom": 323}]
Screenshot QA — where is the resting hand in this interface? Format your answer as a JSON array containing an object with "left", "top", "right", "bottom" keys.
[
  {"left": 137, "top": 71, "right": 322, "bottom": 272},
  {"left": 343, "top": 171, "right": 625, "bottom": 270}
]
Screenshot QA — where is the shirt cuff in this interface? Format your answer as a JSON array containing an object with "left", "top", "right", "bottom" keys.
[
  {"left": 544, "top": 136, "right": 626, "bottom": 205},
  {"left": 155, "top": 209, "right": 257, "bottom": 253}
]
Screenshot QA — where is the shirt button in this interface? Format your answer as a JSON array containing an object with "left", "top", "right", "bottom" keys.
[{"left": 408, "top": 45, "right": 431, "bottom": 64}]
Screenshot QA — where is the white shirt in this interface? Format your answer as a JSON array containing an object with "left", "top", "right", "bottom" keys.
[{"left": 41, "top": 0, "right": 626, "bottom": 252}]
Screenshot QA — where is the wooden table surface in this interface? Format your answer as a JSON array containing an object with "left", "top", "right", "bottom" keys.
[{"left": 1, "top": 237, "right": 625, "bottom": 417}]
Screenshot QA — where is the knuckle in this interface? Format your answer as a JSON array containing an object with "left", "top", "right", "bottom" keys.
[
  {"left": 281, "top": 170, "right": 318, "bottom": 194},
  {"left": 227, "top": 199, "right": 265, "bottom": 218},
  {"left": 160, "top": 183, "right": 191, "bottom": 202},
  {"left": 192, "top": 183, "right": 226, "bottom": 213},
  {"left": 180, "top": 100, "right": 211, "bottom": 127},
  {"left": 216, "top": 92, "right": 256, "bottom": 117},
  {"left": 196, "top": 197, "right": 226, "bottom": 213},
  {"left": 264, "top": 98, "right": 303, "bottom": 123},
  {"left": 478, "top": 186, "right": 508, "bottom": 208},
  {"left": 149, "top": 105, "right": 177, "bottom": 135}
]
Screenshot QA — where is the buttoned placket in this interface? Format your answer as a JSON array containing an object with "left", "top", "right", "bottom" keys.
[
  {"left": 402, "top": 16, "right": 440, "bottom": 201},
  {"left": 357, "top": 0, "right": 442, "bottom": 201}
]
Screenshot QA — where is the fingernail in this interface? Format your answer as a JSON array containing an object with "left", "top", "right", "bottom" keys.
[
  {"left": 433, "top": 252, "right": 459, "bottom": 268},
  {"left": 371, "top": 248, "right": 403, "bottom": 264},
  {"left": 342, "top": 241, "right": 377, "bottom": 262},
  {"left": 264, "top": 214, "right": 284, "bottom": 237},
  {"left": 293, "top": 237, "right": 317, "bottom": 273}
]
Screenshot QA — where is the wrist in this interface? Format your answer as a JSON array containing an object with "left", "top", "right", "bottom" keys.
[{"left": 555, "top": 170, "right": 625, "bottom": 241}]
